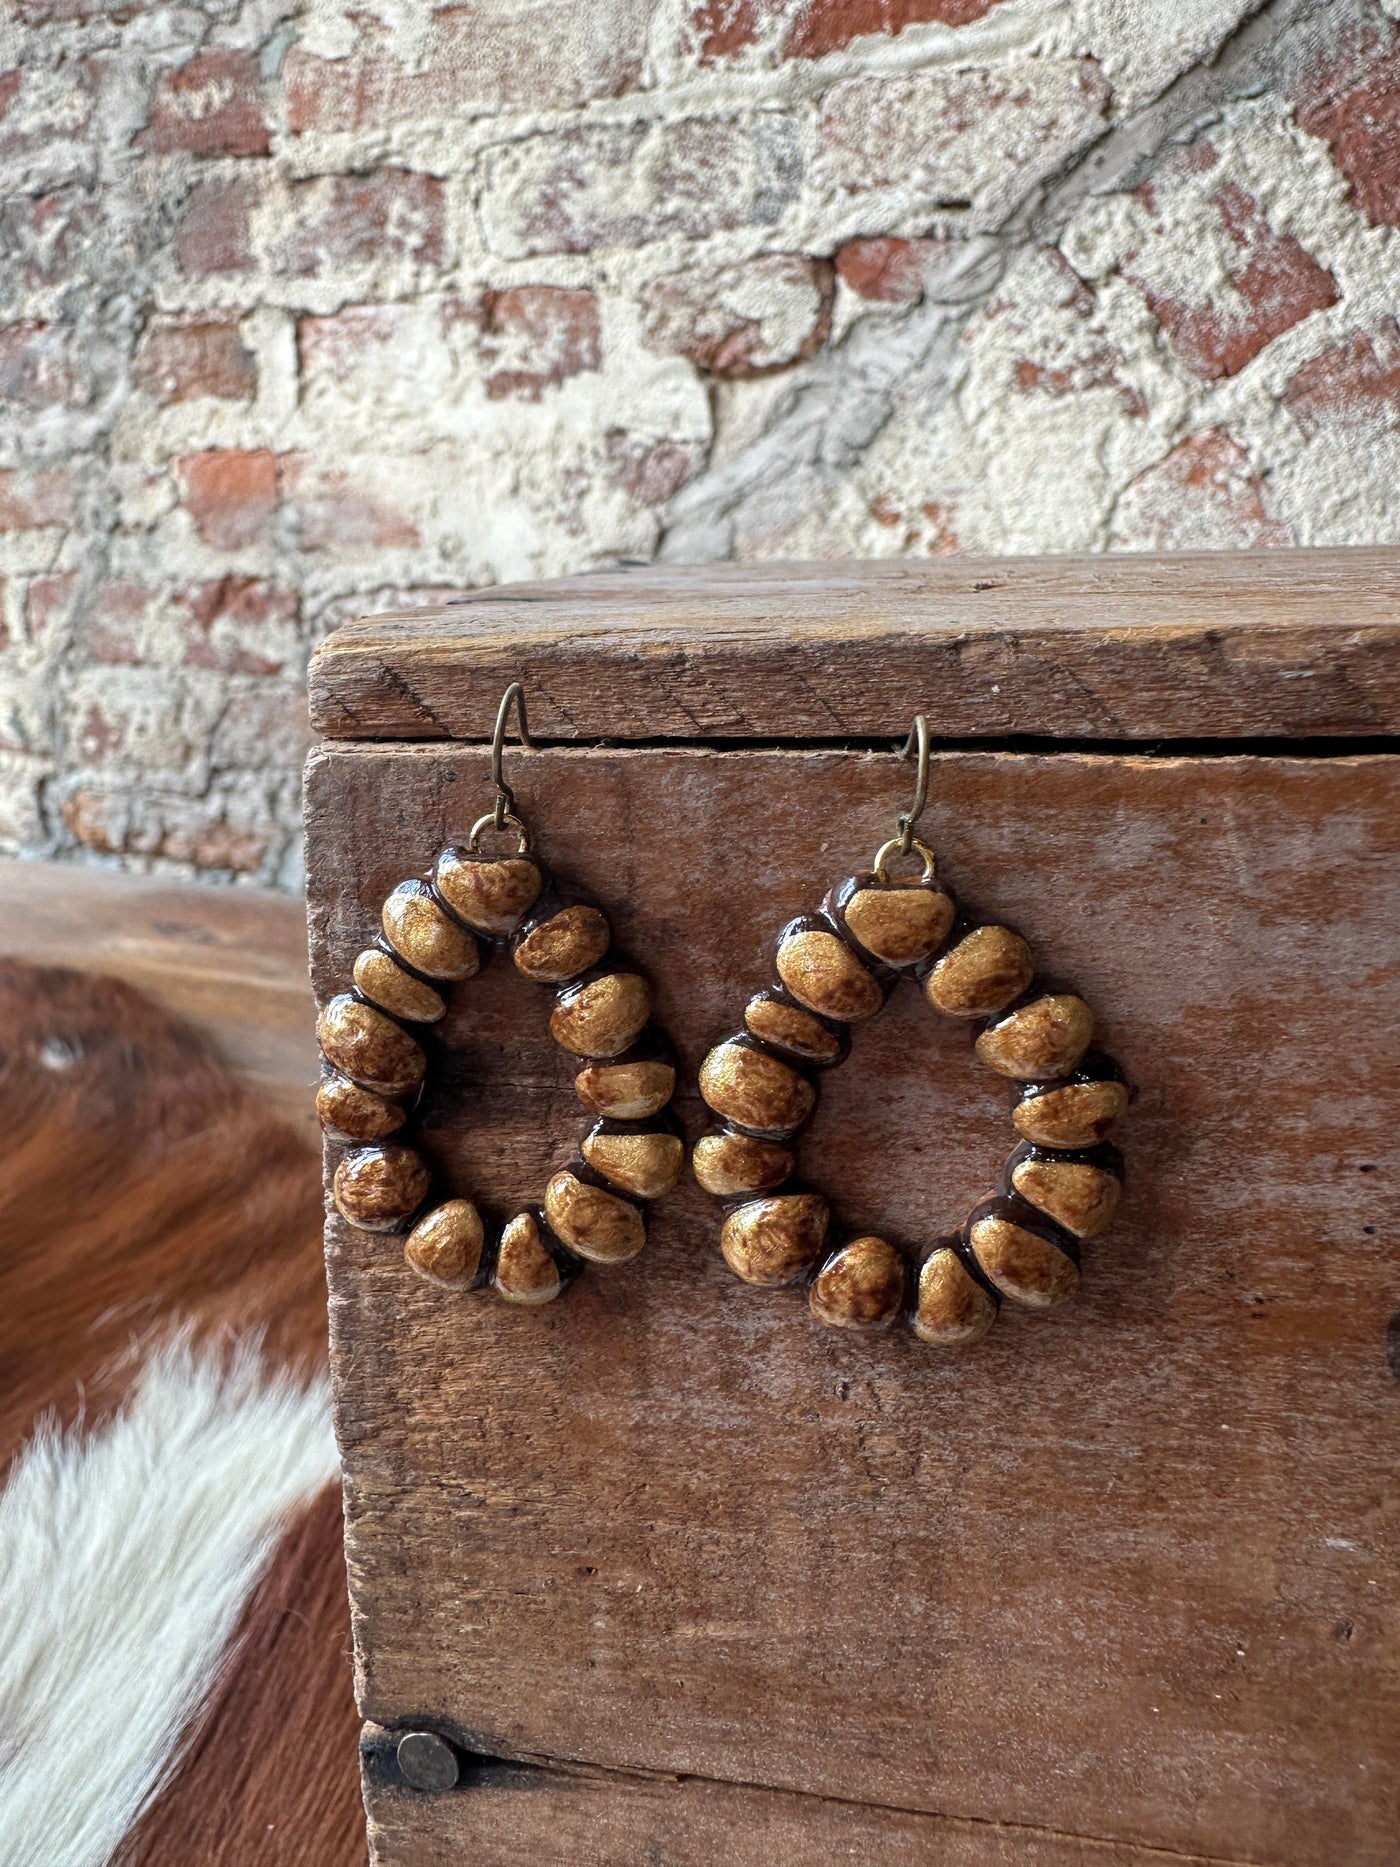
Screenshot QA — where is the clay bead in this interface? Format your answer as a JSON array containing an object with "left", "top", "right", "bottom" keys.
[
  {"left": 332, "top": 1143, "right": 431, "bottom": 1232},
  {"left": 513, "top": 903, "right": 610, "bottom": 983},
  {"left": 720, "top": 1192, "right": 829, "bottom": 1287},
  {"left": 692, "top": 1129, "right": 795, "bottom": 1198},
  {"left": 1008, "top": 1143, "right": 1123, "bottom": 1239},
  {"left": 550, "top": 971, "right": 653, "bottom": 1059},
  {"left": 775, "top": 923, "right": 884, "bottom": 1023},
  {"left": 809, "top": 1236, "right": 906, "bottom": 1330},
  {"left": 912, "top": 1246, "right": 998, "bottom": 1347},
  {"left": 582, "top": 1127, "right": 686, "bottom": 1201},
  {"left": 434, "top": 848, "right": 542, "bottom": 936},
  {"left": 922, "top": 924, "right": 1033, "bottom": 1018},
  {"left": 744, "top": 992, "right": 845, "bottom": 1066},
  {"left": 840, "top": 879, "right": 955, "bottom": 968},
  {"left": 976, "top": 992, "right": 1094, "bottom": 1080},
  {"left": 494, "top": 1212, "right": 564, "bottom": 1305},
  {"left": 575, "top": 1058, "right": 675, "bottom": 1121},
  {"left": 967, "top": 1200, "right": 1079, "bottom": 1309},
  {"left": 316, "top": 1071, "right": 406, "bottom": 1143},
  {"left": 404, "top": 1200, "right": 485, "bottom": 1288},
  {"left": 318, "top": 994, "right": 426, "bottom": 1097},
  {"left": 698, "top": 1040, "right": 815, "bottom": 1138},
  {"left": 381, "top": 880, "right": 480, "bottom": 981},
  {"left": 1013, "top": 1056, "right": 1130, "bottom": 1150},
  {"left": 544, "top": 1170, "right": 646, "bottom": 1264},
  {"left": 352, "top": 947, "right": 447, "bottom": 1024}
]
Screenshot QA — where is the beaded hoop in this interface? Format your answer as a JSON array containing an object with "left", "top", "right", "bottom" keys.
[
  {"left": 316, "top": 697, "right": 683, "bottom": 1304},
  {"left": 695, "top": 736, "right": 1131, "bottom": 1347}
]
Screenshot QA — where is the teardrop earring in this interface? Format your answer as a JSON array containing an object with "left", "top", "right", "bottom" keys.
[
  {"left": 694, "top": 718, "right": 1131, "bottom": 1348},
  {"left": 316, "top": 683, "right": 686, "bottom": 1304}
]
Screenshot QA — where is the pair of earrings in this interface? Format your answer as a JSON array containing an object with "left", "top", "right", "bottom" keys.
[{"left": 317, "top": 685, "right": 1130, "bottom": 1350}]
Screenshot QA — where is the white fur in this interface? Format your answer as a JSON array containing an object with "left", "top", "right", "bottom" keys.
[{"left": 0, "top": 1337, "right": 339, "bottom": 1867}]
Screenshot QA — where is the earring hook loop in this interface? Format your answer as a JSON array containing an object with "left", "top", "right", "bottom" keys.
[
  {"left": 872, "top": 714, "right": 934, "bottom": 883},
  {"left": 468, "top": 680, "right": 536, "bottom": 852}
]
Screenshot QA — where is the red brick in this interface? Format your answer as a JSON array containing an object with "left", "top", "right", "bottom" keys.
[
  {"left": 1131, "top": 177, "right": 1338, "bottom": 380},
  {"left": 478, "top": 287, "right": 601, "bottom": 400},
  {"left": 0, "top": 72, "right": 19, "bottom": 119},
  {"left": 84, "top": 579, "right": 153, "bottom": 664},
  {"left": 867, "top": 492, "right": 961, "bottom": 553},
  {"left": 25, "top": 572, "right": 78, "bottom": 641},
  {"left": 298, "top": 305, "right": 410, "bottom": 377},
  {"left": 0, "top": 322, "right": 87, "bottom": 409},
  {"left": 1012, "top": 342, "right": 1146, "bottom": 418},
  {"left": 62, "top": 789, "right": 271, "bottom": 873},
  {"left": 181, "top": 577, "right": 297, "bottom": 675},
  {"left": 178, "top": 449, "right": 279, "bottom": 550},
  {"left": 836, "top": 236, "right": 947, "bottom": 304},
  {"left": 175, "top": 173, "right": 257, "bottom": 277},
  {"left": 0, "top": 467, "right": 76, "bottom": 532},
  {"left": 688, "top": 0, "right": 761, "bottom": 60},
  {"left": 1296, "top": 43, "right": 1400, "bottom": 228},
  {"left": 605, "top": 433, "right": 704, "bottom": 506},
  {"left": 786, "top": 0, "right": 1004, "bottom": 58},
  {"left": 273, "top": 171, "right": 446, "bottom": 278},
  {"left": 132, "top": 315, "right": 257, "bottom": 405},
  {"left": 1113, "top": 431, "right": 1292, "bottom": 551},
  {"left": 642, "top": 255, "right": 833, "bottom": 377},
  {"left": 1284, "top": 319, "right": 1400, "bottom": 440},
  {"left": 141, "top": 49, "right": 269, "bottom": 159},
  {"left": 280, "top": 455, "right": 419, "bottom": 551}
]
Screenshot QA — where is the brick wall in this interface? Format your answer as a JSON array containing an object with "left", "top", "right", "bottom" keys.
[{"left": 2, "top": 0, "right": 1398, "bottom": 884}]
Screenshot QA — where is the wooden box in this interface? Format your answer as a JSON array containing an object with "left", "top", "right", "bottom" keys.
[{"left": 305, "top": 551, "right": 1400, "bottom": 1867}]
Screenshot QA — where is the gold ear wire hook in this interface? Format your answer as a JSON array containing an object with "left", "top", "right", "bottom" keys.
[
  {"left": 872, "top": 715, "right": 935, "bottom": 883},
  {"left": 468, "top": 681, "right": 535, "bottom": 852}
]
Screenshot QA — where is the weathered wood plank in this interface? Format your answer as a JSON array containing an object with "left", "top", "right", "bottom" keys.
[
  {"left": 306, "top": 745, "right": 1400, "bottom": 1867},
  {"left": 308, "top": 549, "right": 1400, "bottom": 743}
]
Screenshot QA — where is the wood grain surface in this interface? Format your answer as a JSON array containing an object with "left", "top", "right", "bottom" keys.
[
  {"left": 308, "top": 550, "right": 1400, "bottom": 744},
  {"left": 306, "top": 743, "right": 1400, "bottom": 1867}
]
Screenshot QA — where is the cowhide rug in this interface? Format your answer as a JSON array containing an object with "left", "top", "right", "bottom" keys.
[{"left": 0, "top": 959, "right": 363, "bottom": 1866}]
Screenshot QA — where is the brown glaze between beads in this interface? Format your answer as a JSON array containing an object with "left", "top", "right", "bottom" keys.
[
  {"left": 316, "top": 1071, "right": 407, "bottom": 1143},
  {"left": 921, "top": 923, "right": 1033, "bottom": 1018},
  {"left": 582, "top": 1121, "right": 686, "bottom": 1201},
  {"left": 1012, "top": 1051, "right": 1131, "bottom": 1149},
  {"left": 513, "top": 902, "right": 611, "bottom": 983},
  {"left": 494, "top": 1211, "right": 565, "bottom": 1305},
  {"left": 318, "top": 994, "right": 426, "bottom": 1098},
  {"left": 550, "top": 971, "right": 653, "bottom": 1059},
  {"left": 544, "top": 1170, "right": 646, "bottom": 1264},
  {"left": 775, "top": 919, "right": 885, "bottom": 1023},
  {"left": 720, "top": 1191, "right": 829, "bottom": 1287},
  {"left": 352, "top": 947, "right": 448, "bottom": 1024},
  {"left": 912, "top": 1245, "right": 999, "bottom": 1346},
  {"left": 744, "top": 991, "right": 847, "bottom": 1066},
  {"left": 434, "top": 848, "right": 543, "bottom": 937},
  {"left": 381, "top": 880, "right": 481, "bottom": 981},
  {"left": 966, "top": 1196, "right": 1080, "bottom": 1309},
  {"left": 835, "top": 874, "right": 956, "bottom": 968},
  {"left": 698, "top": 1038, "right": 816, "bottom": 1139},
  {"left": 332, "top": 1143, "right": 431, "bottom": 1232},
  {"left": 976, "top": 991, "right": 1094, "bottom": 1080},
  {"left": 404, "top": 1199, "right": 485, "bottom": 1288},
  {"left": 809, "top": 1235, "right": 906, "bottom": 1330},
  {"left": 1005, "top": 1140, "right": 1123, "bottom": 1239},
  {"left": 692, "top": 1128, "right": 795, "bottom": 1199},
  {"left": 575, "top": 1056, "right": 676, "bottom": 1121}
]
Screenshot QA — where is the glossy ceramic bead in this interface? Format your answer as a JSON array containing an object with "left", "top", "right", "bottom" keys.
[
  {"left": 513, "top": 903, "right": 610, "bottom": 983},
  {"left": 574, "top": 1057, "right": 676, "bottom": 1121},
  {"left": 744, "top": 992, "right": 846, "bottom": 1066},
  {"left": 698, "top": 1039, "right": 815, "bottom": 1138},
  {"left": 434, "top": 848, "right": 543, "bottom": 936},
  {"left": 966, "top": 1198, "right": 1079, "bottom": 1308},
  {"left": 494, "top": 1211, "right": 564, "bottom": 1305},
  {"left": 581, "top": 1124, "right": 686, "bottom": 1201},
  {"left": 1012, "top": 1053, "right": 1130, "bottom": 1149},
  {"left": 332, "top": 1143, "right": 431, "bottom": 1231},
  {"left": 1006, "top": 1141, "right": 1123, "bottom": 1239},
  {"left": 404, "top": 1199, "right": 485, "bottom": 1287},
  {"left": 352, "top": 947, "right": 448, "bottom": 1024},
  {"left": 381, "top": 880, "right": 480, "bottom": 981},
  {"left": 976, "top": 992, "right": 1094, "bottom": 1080},
  {"left": 720, "top": 1192, "right": 829, "bottom": 1287},
  {"left": 809, "top": 1236, "right": 906, "bottom": 1330},
  {"left": 691, "top": 1129, "right": 795, "bottom": 1198},
  {"left": 775, "top": 921, "right": 884, "bottom": 1023},
  {"left": 317, "top": 994, "right": 426, "bottom": 1097},
  {"left": 837, "top": 876, "right": 956, "bottom": 968},
  {"left": 921, "top": 924, "right": 1033, "bottom": 1018},
  {"left": 544, "top": 1170, "right": 646, "bottom": 1264},
  {"left": 550, "top": 972, "right": 653, "bottom": 1059},
  {"left": 316, "top": 1071, "right": 407, "bottom": 1143},
  {"left": 912, "top": 1245, "right": 999, "bottom": 1346}
]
